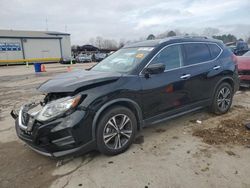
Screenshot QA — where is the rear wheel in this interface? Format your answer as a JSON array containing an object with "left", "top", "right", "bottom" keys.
[
  {"left": 210, "top": 82, "right": 233, "bottom": 115},
  {"left": 96, "top": 106, "right": 137, "bottom": 155}
]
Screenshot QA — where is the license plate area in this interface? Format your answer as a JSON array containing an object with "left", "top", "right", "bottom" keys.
[{"left": 23, "top": 129, "right": 32, "bottom": 136}]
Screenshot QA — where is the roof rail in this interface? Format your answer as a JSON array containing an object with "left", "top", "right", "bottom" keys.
[
  {"left": 183, "top": 35, "right": 209, "bottom": 39},
  {"left": 159, "top": 35, "right": 210, "bottom": 43}
]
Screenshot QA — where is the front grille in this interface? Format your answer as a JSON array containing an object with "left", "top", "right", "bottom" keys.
[
  {"left": 19, "top": 106, "right": 34, "bottom": 131},
  {"left": 21, "top": 111, "right": 29, "bottom": 127},
  {"left": 239, "top": 70, "right": 250, "bottom": 75},
  {"left": 19, "top": 103, "right": 41, "bottom": 132}
]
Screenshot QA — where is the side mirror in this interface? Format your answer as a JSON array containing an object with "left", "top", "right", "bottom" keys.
[{"left": 144, "top": 63, "right": 165, "bottom": 76}]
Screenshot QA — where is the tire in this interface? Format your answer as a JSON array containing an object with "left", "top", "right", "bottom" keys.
[
  {"left": 96, "top": 106, "right": 137, "bottom": 155},
  {"left": 210, "top": 82, "right": 233, "bottom": 115}
]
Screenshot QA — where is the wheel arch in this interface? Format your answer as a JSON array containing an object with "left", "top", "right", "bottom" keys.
[
  {"left": 211, "top": 76, "right": 235, "bottom": 99},
  {"left": 222, "top": 78, "right": 234, "bottom": 89},
  {"left": 91, "top": 98, "right": 143, "bottom": 140},
  {"left": 209, "top": 76, "right": 235, "bottom": 114}
]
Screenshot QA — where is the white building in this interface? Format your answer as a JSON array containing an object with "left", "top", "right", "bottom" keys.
[{"left": 0, "top": 30, "right": 71, "bottom": 64}]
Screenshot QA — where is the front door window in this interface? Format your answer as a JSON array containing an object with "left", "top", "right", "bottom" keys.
[{"left": 150, "top": 45, "right": 183, "bottom": 71}]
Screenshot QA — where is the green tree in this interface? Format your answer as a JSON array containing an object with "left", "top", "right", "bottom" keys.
[
  {"left": 167, "top": 31, "right": 176, "bottom": 37},
  {"left": 213, "top": 34, "right": 237, "bottom": 43}
]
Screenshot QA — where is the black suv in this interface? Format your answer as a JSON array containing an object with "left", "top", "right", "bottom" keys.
[{"left": 12, "top": 36, "right": 239, "bottom": 157}]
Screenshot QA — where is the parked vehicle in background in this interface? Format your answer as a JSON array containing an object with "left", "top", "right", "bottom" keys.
[
  {"left": 76, "top": 54, "right": 92, "bottom": 63},
  {"left": 94, "top": 53, "right": 107, "bottom": 62},
  {"left": 12, "top": 36, "right": 239, "bottom": 157},
  {"left": 228, "top": 45, "right": 236, "bottom": 53},
  {"left": 237, "top": 51, "right": 250, "bottom": 87},
  {"left": 60, "top": 57, "right": 76, "bottom": 64},
  {"left": 227, "top": 41, "right": 249, "bottom": 56}
]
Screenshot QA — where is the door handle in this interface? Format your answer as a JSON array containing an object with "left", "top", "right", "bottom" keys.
[
  {"left": 213, "top": 65, "right": 221, "bottom": 70},
  {"left": 180, "top": 74, "right": 191, "bottom": 79}
]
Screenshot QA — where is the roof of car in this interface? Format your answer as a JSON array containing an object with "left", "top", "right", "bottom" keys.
[{"left": 124, "top": 36, "right": 223, "bottom": 48}]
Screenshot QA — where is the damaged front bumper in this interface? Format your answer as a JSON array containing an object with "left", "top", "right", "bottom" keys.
[{"left": 12, "top": 103, "right": 95, "bottom": 158}]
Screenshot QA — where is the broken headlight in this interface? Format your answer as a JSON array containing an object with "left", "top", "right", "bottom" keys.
[{"left": 37, "top": 95, "right": 81, "bottom": 121}]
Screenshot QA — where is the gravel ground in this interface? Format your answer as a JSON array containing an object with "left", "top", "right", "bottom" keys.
[{"left": 0, "top": 63, "right": 250, "bottom": 188}]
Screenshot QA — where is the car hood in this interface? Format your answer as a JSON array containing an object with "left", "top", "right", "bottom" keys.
[
  {"left": 237, "top": 56, "right": 250, "bottom": 70},
  {"left": 38, "top": 69, "right": 122, "bottom": 93}
]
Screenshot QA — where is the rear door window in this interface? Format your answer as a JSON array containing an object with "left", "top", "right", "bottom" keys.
[
  {"left": 183, "top": 43, "right": 211, "bottom": 66},
  {"left": 208, "top": 44, "right": 221, "bottom": 59}
]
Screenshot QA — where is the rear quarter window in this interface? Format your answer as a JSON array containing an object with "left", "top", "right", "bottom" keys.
[
  {"left": 183, "top": 43, "right": 211, "bottom": 66},
  {"left": 208, "top": 44, "right": 221, "bottom": 59}
]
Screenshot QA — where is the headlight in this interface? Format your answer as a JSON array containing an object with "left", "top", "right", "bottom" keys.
[{"left": 37, "top": 95, "right": 81, "bottom": 121}]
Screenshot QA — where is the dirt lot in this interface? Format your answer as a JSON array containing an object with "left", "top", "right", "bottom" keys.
[{"left": 1, "top": 63, "right": 250, "bottom": 188}]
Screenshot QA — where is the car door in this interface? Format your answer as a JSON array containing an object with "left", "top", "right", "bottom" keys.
[
  {"left": 140, "top": 44, "right": 192, "bottom": 119},
  {"left": 182, "top": 43, "right": 222, "bottom": 104}
]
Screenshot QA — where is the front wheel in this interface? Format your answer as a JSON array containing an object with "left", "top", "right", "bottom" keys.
[
  {"left": 96, "top": 106, "right": 137, "bottom": 155},
  {"left": 210, "top": 82, "right": 233, "bottom": 115}
]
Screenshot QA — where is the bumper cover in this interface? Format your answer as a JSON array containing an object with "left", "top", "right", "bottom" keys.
[
  {"left": 239, "top": 75, "right": 250, "bottom": 87},
  {"left": 14, "top": 107, "right": 96, "bottom": 158}
]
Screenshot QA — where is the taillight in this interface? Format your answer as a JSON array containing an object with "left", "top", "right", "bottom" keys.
[{"left": 231, "top": 54, "right": 238, "bottom": 72}]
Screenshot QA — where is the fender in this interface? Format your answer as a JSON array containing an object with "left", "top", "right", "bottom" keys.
[
  {"left": 91, "top": 98, "right": 143, "bottom": 139},
  {"left": 211, "top": 76, "right": 235, "bottom": 99}
]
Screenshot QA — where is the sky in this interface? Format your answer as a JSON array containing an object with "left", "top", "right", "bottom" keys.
[{"left": 1, "top": 0, "right": 250, "bottom": 45}]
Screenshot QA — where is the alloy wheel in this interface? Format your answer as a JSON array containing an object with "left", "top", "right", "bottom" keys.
[
  {"left": 217, "top": 87, "right": 231, "bottom": 111},
  {"left": 103, "top": 114, "right": 132, "bottom": 150}
]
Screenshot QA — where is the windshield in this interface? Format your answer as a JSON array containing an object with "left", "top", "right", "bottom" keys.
[
  {"left": 91, "top": 47, "right": 153, "bottom": 73},
  {"left": 243, "top": 51, "right": 250, "bottom": 57}
]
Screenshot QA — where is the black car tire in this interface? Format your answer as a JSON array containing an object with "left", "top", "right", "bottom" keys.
[
  {"left": 96, "top": 106, "right": 137, "bottom": 155},
  {"left": 210, "top": 82, "right": 233, "bottom": 115}
]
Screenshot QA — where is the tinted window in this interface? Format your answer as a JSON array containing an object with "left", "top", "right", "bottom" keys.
[
  {"left": 208, "top": 44, "right": 221, "bottom": 59},
  {"left": 151, "top": 45, "right": 182, "bottom": 70},
  {"left": 183, "top": 43, "right": 211, "bottom": 65}
]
